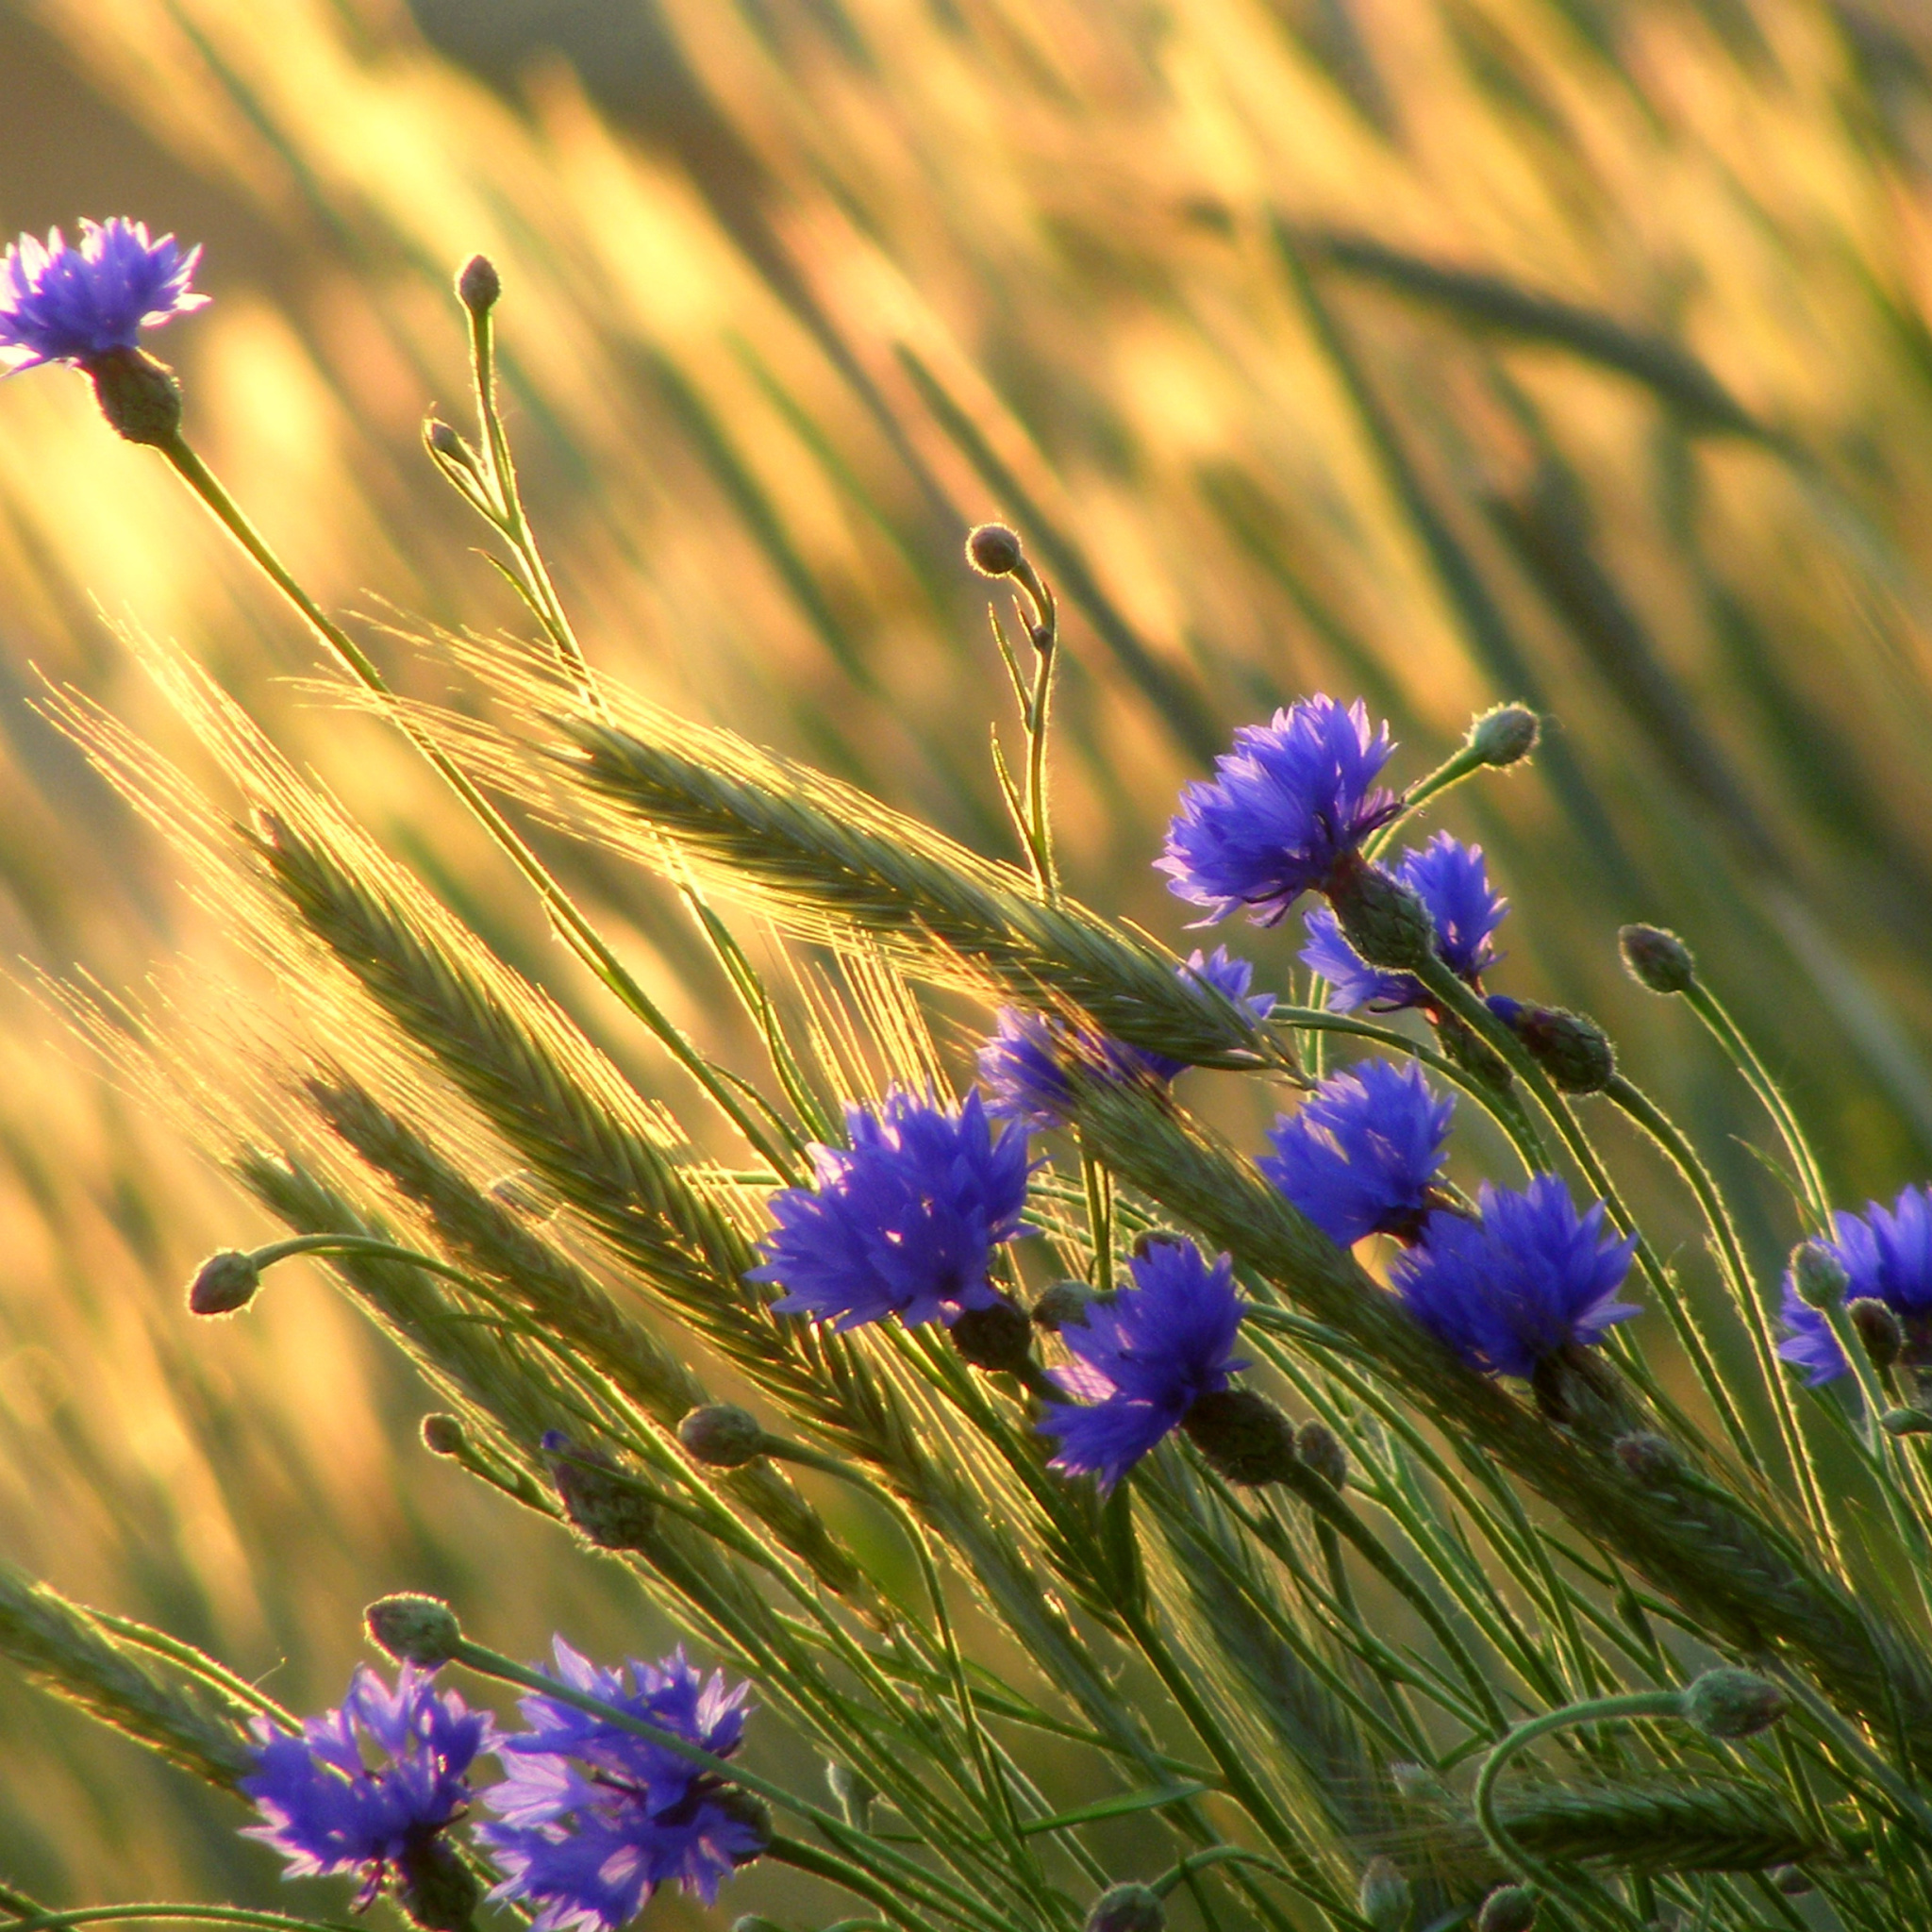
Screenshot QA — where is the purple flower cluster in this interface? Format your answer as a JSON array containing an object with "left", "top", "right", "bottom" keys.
[
  {"left": 978, "top": 946, "right": 1275, "bottom": 1132},
  {"left": 1, "top": 219, "right": 208, "bottom": 370},
  {"left": 241, "top": 1664, "right": 491, "bottom": 1905},
  {"left": 1158, "top": 696, "right": 1402, "bottom": 925},
  {"left": 243, "top": 1647, "right": 762, "bottom": 1930},
  {"left": 748, "top": 1088, "right": 1033, "bottom": 1330},
  {"left": 1301, "top": 833, "right": 1507, "bottom": 1013},
  {"left": 1039, "top": 1240, "right": 1249, "bottom": 1491},
  {"left": 479, "top": 1642, "right": 765, "bottom": 1929},
  {"left": 1778, "top": 1185, "right": 1932, "bottom": 1385}
]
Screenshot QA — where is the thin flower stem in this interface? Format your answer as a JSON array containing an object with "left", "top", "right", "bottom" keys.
[
  {"left": 769, "top": 1835, "right": 945, "bottom": 1932},
  {"left": 1366, "top": 741, "right": 1486, "bottom": 858},
  {"left": 1152, "top": 1845, "right": 1305, "bottom": 1898},
  {"left": 155, "top": 432, "right": 798, "bottom": 1179},
  {"left": 0, "top": 1910, "right": 358, "bottom": 1932}
]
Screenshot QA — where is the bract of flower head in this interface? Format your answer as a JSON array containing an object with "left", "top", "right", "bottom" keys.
[
  {"left": 978, "top": 946, "right": 1275, "bottom": 1132},
  {"left": 0, "top": 219, "right": 208, "bottom": 370},
  {"left": 1039, "top": 1240, "right": 1249, "bottom": 1491},
  {"left": 240, "top": 1662, "right": 491, "bottom": 1899},
  {"left": 1260, "top": 1059, "right": 1455, "bottom": 1247},
  {"left": 1391, "top": 1174, "right": 1639, "bottom": 1380},
  {"left": 1158, "top": 695, "right": 1402, "bottom": 926},
  {"left": 1301, "top": 833, "right": 1507, "bottom": 1014},
  {"left": 479, "top": 1640, "right": 763, "bottom": 1930},
  {"left": 747, "top": 1087, "right": 1033, "bottom": 1331},
  {"left": 1777, "top": 1184, "right": 1932, "bottom": 1385}
]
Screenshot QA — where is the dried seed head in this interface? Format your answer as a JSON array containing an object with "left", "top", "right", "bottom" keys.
[
  {"left": 949, "top": 1296, "right": 1036, "bottom": 1374},
  {"left": 1619, "top": 924, "right": 1696, "bottom": 996},
  {"left": 966, "top": 522, "right": 1025, "bottom": 576},
  {"left": 1680, "top": 1667, "right": 1786, "bottom": 1740},
  {"left": 188, "top": 1249, "right": 260, "bottom": 1316},
  {"left": 676, "top": 1405, "right": 769, "bottom": 1469},
  {"left": 365, "top": 1593, "right": 461, "bottom": 1668},
  {"left": 457, "top": 254, "right": 501, "bottom": 314},
  {"left": 420, "top": 1413, "right": 466, "bottom": 1457},
  {"left": 1084, "top": 1885, "right": 1164, "bottom": 1932},
  {"left": 1468, "top": 704, "right": 1540, "bottom": 768}
]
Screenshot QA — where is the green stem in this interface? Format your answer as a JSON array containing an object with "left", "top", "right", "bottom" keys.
[
  {"left": 157, "top": 433, "right": 797, "bottom": 1179},
  {"left": 1, "top": 1911, "right": 358, "bottom": 1932},
  {"left": 769, "top": 1835, "right": 936, "bottom": 1932}
]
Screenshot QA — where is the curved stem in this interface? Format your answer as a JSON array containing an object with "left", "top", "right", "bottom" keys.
[{"left": 2, "top": 1910, "right": 358, "bottom": 1932}]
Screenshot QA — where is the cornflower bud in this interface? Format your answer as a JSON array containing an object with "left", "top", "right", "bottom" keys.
[
  {"left": 1328, "top": 858, "right": 1436, "bottom": 974},
  {"left": 1476, "top": 1885, "right": 1538, "bottom": 1932},
  {"left": 544, "top": 1432, "right": 658, "bottom": 1550},
  {"left": 87, "top": 347, "right": 183, "bottom": 445},
  {"left": 365, "top": 1593, "right": 461, "bottom": 1669},
  {"left": 1085, "top": 1885, "right": 1164, "bottom": 1932},
  {"left": 949, "top": 1295, "right": 1037, "bottom": 1374},
  {"left": 1849, "top": 1297, "right": 1903, "bottom": 1373},
  {"left": 1181, "top": 1389, "right": 1299, "bottom": 1486},
  {"left": 1357, "top": 1856, "right": 1411, "bottom": 1931},
  {"left": 1491, "top": 999, "right": 1615, "bottom": 1094},
  {"left": 420, "top": 1413, "right": 466, "bottom": 1457},
  {"left": 1880, "top": 1407, "right": 1932, "bottom": 1437},
  {"left": 424, "top": 419, "right": 464, "bottom": 459},
  {"left": 1468, "top": 704, "right": 1540, "bottom": 768},
  {"left": 1619, "top": 924, "right": 1696, "bottom": 996},
  {"left": 1032, "top": 1279, "right": 1095, "bottom": 1331},
  {"left": 457, "top": 254, "right": 501, "bottom": 314},
  {"left": 1790, "top": 1241, "right": 1849, "bottom": 1312},
  {"left": 187, "top": 1248, "right": 259, "bottom": 1316},
  {"left": 677, "top": 1405, "right": 768, "bottom": 1469},
  {"left": 1294, "top": 1420, "right": 1349, "bottom": 1490},
  {"left": 1679, "top": 1667, "right": 1786, "bottom": 1740},
  {"left": 966, "top": 522, "right": 1025, "bottom": 576}
]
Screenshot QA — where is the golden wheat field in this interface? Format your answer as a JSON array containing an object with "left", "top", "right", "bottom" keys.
[{"left": 5, "top": 0, "right": 1932, "bottom": 1913}]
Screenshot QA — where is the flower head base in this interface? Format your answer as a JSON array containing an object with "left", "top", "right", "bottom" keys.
[
  {"left": 0, "top": 220, "right": 208, "bottom": 371},
  {"left": 241, "top": 1663, "right": 491, "bottom": 1904},
  {"left": 978, "top": 947, "right": 1274, "bottom": 1131},
  {"left": 1260, "top": 1060, "right": 1455, "bottom": 1247},
  {"left": 1040, "top": 1241, "right": 1249, "bottom": 1491},
  {"left": 749, "top": 1088, "right": 1032, "bottom": 1330},
  {"left": 1392, "top": 1175, "right": 1639, "bottom": 1380},
  {"left": 1158, "top": 696, "right": 1402, "bottom": 925},
  {"left": 1302, "top": 834, "right": 1506, "bottom": 1013},
  {"left": 479, "top": 1641, "right": 763, "bottom": 1930},
  {"left": 1777, "top": 1185, "right": 1932, "bottom": 1385}
]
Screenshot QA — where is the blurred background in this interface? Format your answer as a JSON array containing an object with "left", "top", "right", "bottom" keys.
[{"left": 5, "top": 0, "right": 1932, "bottom": 1912}]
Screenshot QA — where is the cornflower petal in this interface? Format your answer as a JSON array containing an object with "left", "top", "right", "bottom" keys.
[
  {"left": 1775, "top": 1183, "right": 1932, "bottom": 1382},
  {"left": 0, "top": 219, "right": 208, "bottom": 370}
]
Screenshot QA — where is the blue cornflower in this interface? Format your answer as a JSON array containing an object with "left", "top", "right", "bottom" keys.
[
  {"left": 478, "top": 1641, "right": 763, "bottom": 1930},
  {"left": 1158, "top": 695, "right": 1403, "bottom": 926},
  {"left": 1777, "top": 1186, "right": 1932, "bottom": 1385},
  {"left": 1391, "top": 1175, "right": 1639, "bottom": 1380},
  {"left": 747, "top": 1087, "right": 1033, "bottom": 1330},
  {"left": 0, "top": 220, "right": 208, "bottom": 370},
  {"left": 1039, "top": 1241, "right": 1249, "bottom": 1491},
  {"left": 1301, "top": 833, "right": 1507, "bottom": 1012},
  {"left": 241, "top": 1663, "right": 491, "bottom": 1904},
  {"left": 978, "top": 947, "right": 1276, "bottom": 1131},
  {"left": 1259, "top": 1060, "right": 1455, "bottom": 1247}
]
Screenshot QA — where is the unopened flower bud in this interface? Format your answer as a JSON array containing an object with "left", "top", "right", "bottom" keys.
[
  {"left": 677, "top": 1405, "right": 768, "bottom": 1469},
  {"left": 825, "top": 1759, "right": 876, "bottom": 1829},
  {"left": 1613, "top": 1432, "right": 1680, "bottom": 1485},
  {"left": 1294, "top": 1420, "right": 1349, "bottom": 1491},
  {"left": 949, "top": 1296, "right": 1036, "bottom": 1374},
  {"left": 1181, "top": 1389, "right": 1298, "bottom": 1486},
  {"left": 1849, "top": 1297, "right": 1903, "bottom": 1373},
  {"left": 1032, "top": 1280, "right": 1095, "bottom": 1331},
  {"left": 395, "top": 1837, "right": 483, "bottom": 1932},
  {"left": 84, "top": 346, "right": 183, "bottom": 445},
  {"left": 1329, "top": 859, "right": 1435, "bottom": 974},
  {"left": 188, "top": 1248, "right": 260, "bottom": 1316},
  {"left": 1476, "top": 1885, "right": 1538, "bottom": 1932},
  {"left": 421, "top": 1413, "right": 466, "bottom": 1457},
  {"left": 1357, "top": 1856, "right": 1411, "bottom": 1931},
  {"left": 365, "top": 1593, "right": 461, "bottom": 1668},
  {"left": 1772, "top": 1865, "right": 1813, "bottom": 1896},
  {"left": 544, "top": 1432, "right": 658, "bottom": 1550},
  {"left": 1790, "top": 1241, "right": 1848, "bottom": 1312},
  {"left": 457, "top": 254, "right": 501, "bottom": 314},
  {"left": 1493, "top": 1000, "right": 1615, "bottom": 1094},
  {"left": 1619, "top": 924, "right": 1696, "bottom": 996},
  {"left": 1880, "top": 1407, "right": 1932, "bottom": 1437},
  {"left": 1468, "top": 704, "right": 1540, "bottom": 768},
  {"left": 1680, "top": 1667, "right": 1785, "bottom": 1740},
  {"left": 1084, "top": 1884, "right": 1164, "bottom": 1932},
  {"left": 967, "top": 522, "right": 1024, "bottom": 577}
]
